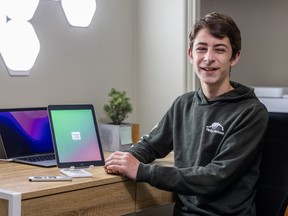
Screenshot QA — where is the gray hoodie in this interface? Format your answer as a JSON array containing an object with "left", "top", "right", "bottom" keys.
[{"left": 127, "top": 81, "right": 269, "bottom": 216}]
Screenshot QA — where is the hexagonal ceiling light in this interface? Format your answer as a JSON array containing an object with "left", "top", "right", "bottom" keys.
[
  {"left": 5, "top": 0, "right": 39, "bottom": 21},
  {"left": 61, "top": 0, "right": 96, "bottom": 27},
  {"left": 1, "top": 21, "right": 40, "bottom": 76},
  {"left": 0, "top": 0, "right": 40, "bottom": 76},
  {"left": 0, "top": 6, "right": 6, "bottom": 50}
]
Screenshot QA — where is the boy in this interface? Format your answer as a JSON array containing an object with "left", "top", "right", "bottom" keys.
[{"left": 104, "top": 12, "right": 268, "bottom": 215}]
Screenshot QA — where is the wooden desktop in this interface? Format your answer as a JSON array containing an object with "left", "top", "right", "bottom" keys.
[
  {"left": 0, "top": 152, "right": 174, "bottom": 216},
  {"left": 2, "top": 151, "right": 285, "bottom": 216}
]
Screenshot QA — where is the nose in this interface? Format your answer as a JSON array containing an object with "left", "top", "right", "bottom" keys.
[{"left": 204, "top": 50, "right": 215, "bottom": 64}]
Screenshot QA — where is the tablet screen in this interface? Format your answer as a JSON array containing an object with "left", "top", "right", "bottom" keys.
[{"left": 48, "top": 104, "right": 105, "bottom": 168}]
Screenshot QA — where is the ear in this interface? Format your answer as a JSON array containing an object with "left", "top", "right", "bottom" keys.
[
  {"left": 188, "top": 47, "right": 194, "bottom": 64},
  {"left": 230, "top": 51, "right": 241, "bottom": 67}
]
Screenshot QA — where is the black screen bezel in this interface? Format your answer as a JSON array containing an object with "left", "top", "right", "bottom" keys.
[{"left": 47, "top": 104, "right": 105, "bottom": 168}]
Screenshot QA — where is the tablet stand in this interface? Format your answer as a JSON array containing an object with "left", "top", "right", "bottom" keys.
[{"left": 60, "top": 166, "right": 93, "bottom": 178}]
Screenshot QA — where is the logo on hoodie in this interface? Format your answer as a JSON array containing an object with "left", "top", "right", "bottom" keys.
[{"left": 206, "top": 122, "right": 224, "bottom": 135}]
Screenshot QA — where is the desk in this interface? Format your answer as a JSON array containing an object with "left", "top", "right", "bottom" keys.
[{"left": 0, "top": 152, "right": 174, "bottom": 216}]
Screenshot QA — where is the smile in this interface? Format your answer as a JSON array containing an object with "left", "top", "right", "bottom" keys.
[{"left": 200, "top": 67, "right": 219, "bottom": 72}]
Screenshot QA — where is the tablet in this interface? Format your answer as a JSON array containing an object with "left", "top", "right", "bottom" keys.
[{"left": 48, "top": 104, "right": 105, "bottom": 169}]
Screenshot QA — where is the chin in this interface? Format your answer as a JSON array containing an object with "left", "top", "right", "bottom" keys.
[{"left": 200, "top": 77, "right": 219, "bottom": 84}]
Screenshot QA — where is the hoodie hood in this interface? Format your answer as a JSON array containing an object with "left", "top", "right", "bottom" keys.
[{"left": 196, "top": 81, "right": 257, "bottom": 106}]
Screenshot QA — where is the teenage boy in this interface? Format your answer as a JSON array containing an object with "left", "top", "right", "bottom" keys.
[{"left": 104, "top": 12, "right": 268, "bottom": 216}]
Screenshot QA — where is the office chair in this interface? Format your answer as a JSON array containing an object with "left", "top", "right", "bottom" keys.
[{"left": 255, "top": 112, "right": 288, "bottom": 216}]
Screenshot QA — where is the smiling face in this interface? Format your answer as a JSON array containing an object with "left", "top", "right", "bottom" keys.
[{"left": 188, "top": 28, "right": 240, "bottom": 96}]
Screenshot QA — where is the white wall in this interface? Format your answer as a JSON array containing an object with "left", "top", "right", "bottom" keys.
[
  {"left": 136, "top": 0, "right": 186, "bottom": 134},
  {"left": 3, "top": 1, "right": 284, "bottom": 136},
  {"left": 0, "top": 0, "right": 188, "bottom": 136},
  {"left": 0, "top": 0, "right": 137, "bottom": 124},
  {"left": 201, "top": 0, "right": 288, "bottom": 87}
]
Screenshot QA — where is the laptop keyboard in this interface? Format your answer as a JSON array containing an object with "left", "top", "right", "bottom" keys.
[{"left": 20, "top": 154, "right": 55, "bottom": 162}]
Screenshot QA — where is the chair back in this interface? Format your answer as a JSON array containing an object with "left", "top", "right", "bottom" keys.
[{"left": 255, "top": 112, "right": 288, "bottom": 216}]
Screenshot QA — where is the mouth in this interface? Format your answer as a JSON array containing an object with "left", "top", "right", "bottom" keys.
[{"left": 200, "top": 67, "right": 219, "bottom": 72}]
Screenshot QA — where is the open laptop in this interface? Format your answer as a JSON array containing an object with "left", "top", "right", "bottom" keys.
[
  {"left": 47, "top": 104, "right": 105, "bottom": 172},
  {"left": 0, "top": 107, "right": 57, "bottom": 167}
]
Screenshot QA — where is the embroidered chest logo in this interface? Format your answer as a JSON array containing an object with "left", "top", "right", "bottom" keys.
[{"left": 206, "top": 122, "right": 225, "bottom": 135}]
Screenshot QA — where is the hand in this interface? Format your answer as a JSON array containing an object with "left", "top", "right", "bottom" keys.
[{"left": 104, "top": 151, "right": 140, "bottom": 180}]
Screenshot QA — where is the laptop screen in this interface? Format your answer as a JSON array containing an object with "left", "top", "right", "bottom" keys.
[
  {"left": 0, "top": 107, "right": 54, "bottom": 158},
  {"left": 48, "top": 104, "right": 105, "bottom": 168}
]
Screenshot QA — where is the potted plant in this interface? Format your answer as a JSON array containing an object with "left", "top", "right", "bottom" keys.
[
  {"left": 99, "top": 88, "right": 139, "bottom": 151},
  {"left": 103, "top": 88, "right": 133, "bottom": 125}
]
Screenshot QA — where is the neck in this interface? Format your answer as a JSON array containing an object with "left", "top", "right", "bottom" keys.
[{"left": 202, "top": 82, "right": 234, "bottom": 100}]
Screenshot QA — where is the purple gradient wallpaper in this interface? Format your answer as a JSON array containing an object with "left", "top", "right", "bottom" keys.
[{"left": 0, "top": 108, "right": 54, "bottom": 158}]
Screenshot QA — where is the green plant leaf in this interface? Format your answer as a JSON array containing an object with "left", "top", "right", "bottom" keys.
[{"left": 103, "top": 88, "right": 133, "bottom": 125}]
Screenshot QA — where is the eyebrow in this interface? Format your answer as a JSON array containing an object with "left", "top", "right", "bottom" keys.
[{"left": 195, "top": 42, "right": 229, "bottom": 48}]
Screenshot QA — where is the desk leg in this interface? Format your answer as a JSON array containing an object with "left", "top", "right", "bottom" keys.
[{"left": 0, "top": 189, "right": 21, "bottom": 216}]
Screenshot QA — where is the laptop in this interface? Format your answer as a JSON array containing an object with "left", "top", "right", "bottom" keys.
[
  {"left": 0, "top": 107, "right": 57, "bottom": 167},
  {"left": 47, "top": 104, "right": 105, "bottom": 170}
]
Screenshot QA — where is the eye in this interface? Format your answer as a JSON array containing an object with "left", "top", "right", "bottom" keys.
[
  {"left": 196, "top": 47, "right": 207, "bottom": 53},
  {"left": 215, "top": 47, "right": 227, "bottom": 53},
  {"left": 215, "top": 46, "right": 227, "bottom": 53}
]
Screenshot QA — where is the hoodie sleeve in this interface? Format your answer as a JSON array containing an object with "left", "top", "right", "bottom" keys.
[{"left": 125, "top": 101, "right": 176, "bottom": 163}]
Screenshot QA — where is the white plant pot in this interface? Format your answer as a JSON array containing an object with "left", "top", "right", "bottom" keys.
[{"left": 98, "top": 123, "right": 139, "bottom": 152}]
